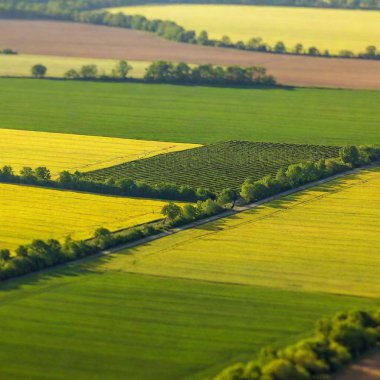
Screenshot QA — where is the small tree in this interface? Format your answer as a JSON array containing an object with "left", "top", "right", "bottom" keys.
[
  {"left": 161, "top": 202, "right": 182, "bottom": 222},
  {"left": 274, "top": 41, "right": 286, "bottom": 53},
  {"left": 31, "top": 64, "right": 47, "bottom": 78},
  {"left": 35, "top": 166, "right": 51, "bottom": 181},
  {"left": 293, "top": 43, "right": 304, "bottom": 54},
  {"left": 112, "top": 60, "right": 133, "bottom": 79},
  {"left": 80, "top": 64, "right": 98, "bottom": 79},
  {"left": 64, "top": 68, "right": 80, "bottom": 79},
  {"left": 0, "top": 249, "right": 11, "bottom": 262},
  {"left": 340, "top": 145, "right": 360, "bottom": 166},
  {"left": 218, "top": 188, "right": 236, "bottom": 208},
  {"left": 93, "top": 227, "right": 113, "bottom": 249}
]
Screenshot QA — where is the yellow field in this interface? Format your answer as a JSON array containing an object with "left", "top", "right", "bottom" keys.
[
  {"left": 0, "top": 129, "right": 198, "bottom": 175},
  {"left": 0, "top": 54, "right": 149, "bottom": 78},
  {"left": 0, "top": 183, "right": 171, "bottom": 250},
  {"left": 103, "top": 167, "right": 380, "bottom": 298},
  {"left": 109, "top": 5, "right": 380, "bottom": 54}
]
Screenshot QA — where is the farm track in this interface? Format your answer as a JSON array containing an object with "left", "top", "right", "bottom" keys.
[
  {"left": 5, "top": 161, "right": 378, "bottom": 285},
  {"left": 1, "top": 19, "right": 380, "bottom": 89},
  {"left": 335, "top": 351, "right": 380, "bottom": 380}
]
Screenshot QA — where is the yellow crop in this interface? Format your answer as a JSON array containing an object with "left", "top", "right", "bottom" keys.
[
  {"left": 0, "top": 129, "right": 198, "bottom": 176},
  {"left": 104, "top": 167, "right": 380, "bottom": 298},
  {"left": 0, "top": 54, "right": 149, "bottom": 78},
  {"left": 0, "top": 183, "right": 172, "bottom": 250},
  {"left": 110, "top": 5, "right": 380, "bottom": 54}
]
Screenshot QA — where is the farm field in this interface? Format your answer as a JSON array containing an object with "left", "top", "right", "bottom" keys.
[
  {"left": 1, "top": 78, "right": 380, "bottom": 145},
  {"left": 0, "top": 54, "right": 148, "bottom": 78},
  {"left": 0, "top": 269, "right": 376, "bottom": 380},
  {"left": 86, "top": 141, "right": 340, "bottom": 191},
  {"left": 109, "top": 4, "right": 380, "bottom": 54},
  {"left": 102, "top": 166, "right": 380, "bottom": 299},
  {"left": 0, "top": 184, "right": 169, "bottom": 250},
  {"left": 2, "top": 20, "right": 380, "bottom": 89},
  {"left": 0, "top": 129, "right": 197, "bottom": 176}
]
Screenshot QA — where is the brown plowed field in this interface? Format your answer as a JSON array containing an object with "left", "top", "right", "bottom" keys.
[
  {"left": 1, "top": 19, "right": 380, "bottom": 89},
  {"left": 336, "top": 351, "right": 380, "bottom": 380}
]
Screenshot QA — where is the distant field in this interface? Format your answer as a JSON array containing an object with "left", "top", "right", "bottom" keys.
[
  {"left": 2, "top": 20, "right": 380, "bottom": 89},
  {"left": 111, "top": 4, "right": 380, "bottom": 54},
  {"left": 104, "top": 166, "right": 380, "bottom": 298},
  {"left": 1, "top": 79, "right": 380, "bottom": 145},
  {"left": 0, "top": 54, "right": 148, "bottom": 78},
  {"left": 0, "top": 270, "right": 376, "bottom": 380},
  {"left": 0, "top": 184, "right": 168, "bottom": 250},
  {"left": 86, "top": 141, "right": 340, "bottom": 191},
  {"left": 0, "top": 129, "right": 197, "bottom": 176}
]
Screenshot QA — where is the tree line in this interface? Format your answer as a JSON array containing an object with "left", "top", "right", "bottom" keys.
[
  {"left": 0, "top": 190, "right": 232, "bottom": 282},
  {"left": 240, "top": 145, "right": 380, "bottom": 203},
  {"left": 0, "top": 165, "right": 218, "bottom": 202},
  {"left": 1, "top": 1, "right": 379, "bottom": 61},
  {"left": 29, "top": 60, "right": 276, "bottom": 87},
  {"left": 214, "top": 308, "right": 380, "bottom": 380}
]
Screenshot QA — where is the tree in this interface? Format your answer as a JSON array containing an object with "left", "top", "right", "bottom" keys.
[
  {"left": 161, "top": 202, "right": 183, "bottom": 222},
  {"left": 218, "top": 188, "right": 236, "bottom": 208},
  {"left": 64, "top": 68, "right": 80, "bottom": 79},
  {"left": 112, "top": 60, "right": 133, "bottom": 79},
  {"left": 31, "top": 64, "right": 47, "bottom": 78},
  {"left": 0, "top": 249, "right": 11, "bottom": 262},
  {"left": 274, "top": 41, "right": 286, "bottom": 53},
  {"left": 364, "top": 45, "right": 377, "bottom": 57},
  {"left": 293, "top": 43, "right": 304, "bottom": 54},
  {"left": 182, "top": 204, "right": 198, "bottom": 220},
  {"left": 35, "top": 166, "right": 51, "bottom": 181},
  {"left": 80, "top": 64, "right": 98, "bottom": 79},
  {"left": 308, "top": 46, "right": 320, "bottom": 56},
  {"left": 340, "top": 145, "right": 360, "bottom": 166},
  {"left": 197, "top": 30, "right": 209, "bottom": 45},
  {"left": 93, "top": 227, "right": 113, "bottom": 249}
]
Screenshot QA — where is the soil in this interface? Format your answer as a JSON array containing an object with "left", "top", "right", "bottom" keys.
[
  {"left": 1, "top": 19, "right": 380, "bottom": 89},
  {"left": 335, "top": 351, "right": 380, "bottom": 380}
]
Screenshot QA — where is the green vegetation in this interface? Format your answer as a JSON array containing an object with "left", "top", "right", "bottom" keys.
[
  {"left": 215, "top": 309, "right": 380, "bottom": 380},
  {"left": 0, "top": 269, "right": 376, "bottom": 380},
  {"left": 85, "top": 141, "right": 340, "bottom": 191},
  {"left": 2, "top": 79, "right": 380, "bottom": 145}
]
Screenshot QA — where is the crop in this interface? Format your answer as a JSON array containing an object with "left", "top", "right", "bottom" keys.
[
  {"left": 2, "top": 79, "right": 379, "bottom": 146},
  {"left": 0, "top": 183, "right": 170, "bottom": 250},
  {"left": 0, "top": 54, "right": 149, "bottom": 78},
  {"left": 106, "top": 167, "right": 380, "bottom": 299},
  {"left": 110, "top": 5, "right": 380, "bottom": 54},
  {"left": 0, "top": 270, "right": 374, "bottom": 380},
  {"left": 85, "top": 141, "right": 340, "bottom": 191},
  {"left": 0, "top": 128, "right": 197, "bottom": 176}
]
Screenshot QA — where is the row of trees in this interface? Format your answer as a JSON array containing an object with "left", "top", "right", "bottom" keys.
[
  {"left": 29, "top": 60, "right": 276, "bottom": 87},
  {"left": 144, "top": 61, "right": 275, "bottom": 85},
  {"left": 2, "top": 2, "right": 379, "bottom": 60},
  {"left": 0, "top": 191, "right": 231, "bottom": 282},
  {"left": 215, "top": 308, "right": 380, "bottom": 380},
  {"left": 240, "top": 145, "right": 380, "bottom": 203},
  {"left": 0, "top": 48, "right": 17, "bottom": 54},
  {"left": 0, "top": 165, "right": 217, "bottom": 202}
]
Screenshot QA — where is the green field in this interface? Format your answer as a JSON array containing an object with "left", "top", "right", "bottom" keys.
[
  {"left": 109, "top": 5, "right": 380, "bottom": 54},
  {"left": 0, "top": 54, "right": 148, "bottom": 78},
  {"left": 0, "top": 266, "right": 376, "bottom": 379},
  {"left": 1, "top": 78, "right": 379, "bottom": 145},
  {"left": 86, "top": 141, "right": 340, "bottom": 191}
]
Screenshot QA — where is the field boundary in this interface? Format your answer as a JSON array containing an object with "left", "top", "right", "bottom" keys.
[{"left": 4, "top": 160, "right": 378, "bottom": 285}]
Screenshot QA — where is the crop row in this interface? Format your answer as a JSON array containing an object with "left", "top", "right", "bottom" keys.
[{"left": 85, "top": 141, "right": 341, "bottom": 192}]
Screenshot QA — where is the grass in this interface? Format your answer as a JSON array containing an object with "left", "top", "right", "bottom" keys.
[
  {"left": 1, "top": 78, "right": 379, "bottom": 145},
  {"left": 103, "top": 166, "right": 380, "bottom": 299},
  {"left": 0, "top": 54, "right": 149, "bottom": 78},
  {"left": 0, "top": 269, "right": 376, "bottom": 380},
  {"left": 86, "top": 141, "right": 340, "bottom": 191},
  {"left": 0, "top": 183, "right": 170, "bottom": 250},
  {"left": 109, "top": 4, "right": 380, "bottom": 54},
  {"left": 0, "top": 128, "right": 197, "bottom": 176}
]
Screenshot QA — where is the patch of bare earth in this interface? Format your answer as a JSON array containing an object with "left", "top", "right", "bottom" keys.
[
  {"left": 1, "top": 19, "right": 380, "bottom": 89},
  {"left": 336, "top": 351, "right": 380, "bottom": 380}
]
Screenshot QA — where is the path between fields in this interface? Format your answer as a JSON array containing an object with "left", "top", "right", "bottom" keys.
[
  {"left": 335, "top": 351, "right": 380, "bottom": 380},
  {"left": 1, "top": 19, "right": 380, "bottom": 89}
]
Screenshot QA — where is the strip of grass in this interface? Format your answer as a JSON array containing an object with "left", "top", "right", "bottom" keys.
[
  {"left": 0, "top": 269, "right": 376, "bottom": 380},
  {"left": 1, "top": 78, "right": 379, "bottom": 145}
]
